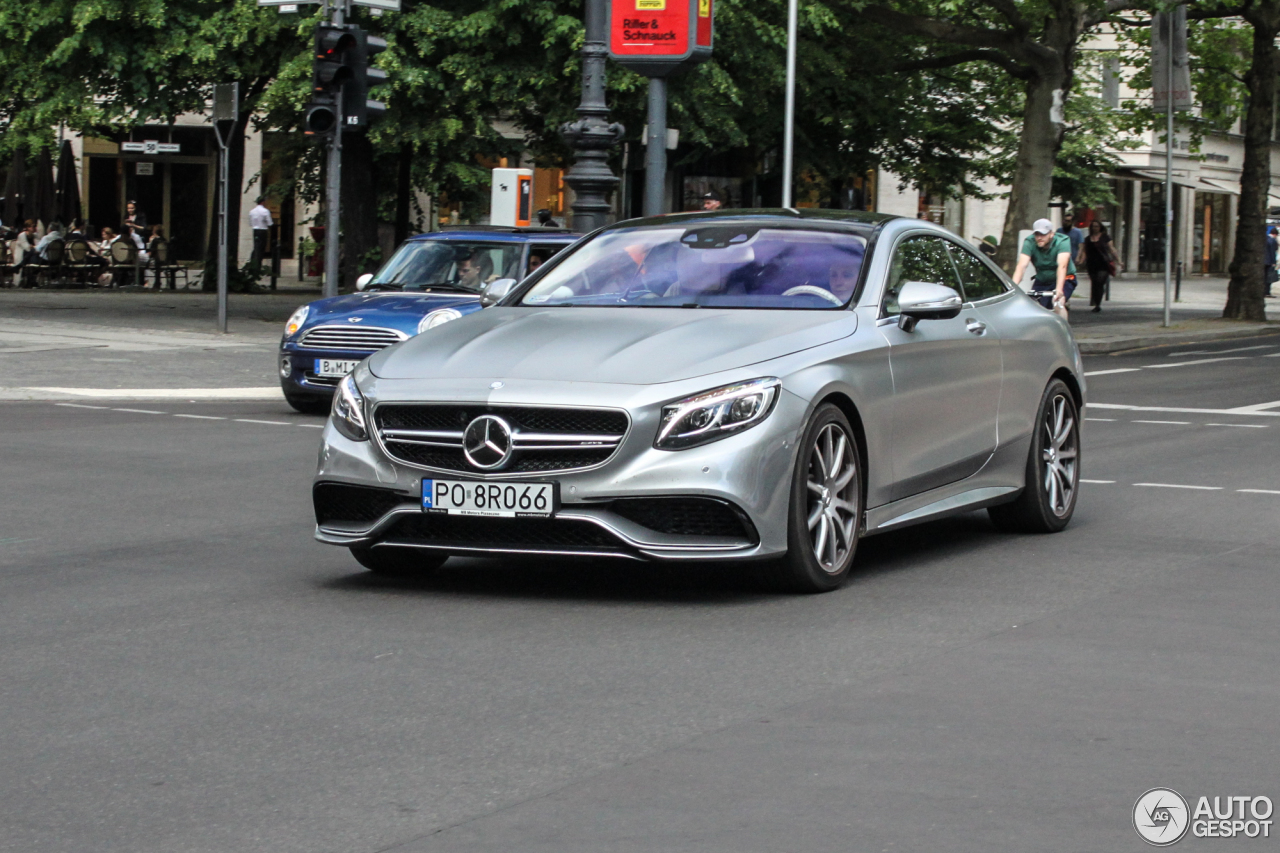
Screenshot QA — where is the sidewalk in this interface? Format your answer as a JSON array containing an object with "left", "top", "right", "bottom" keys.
[{"left": 1063, "top": 274, "right": 1279, "bottom": 353}]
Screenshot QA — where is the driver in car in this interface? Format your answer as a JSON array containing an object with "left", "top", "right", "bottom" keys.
[
  {"left": 456, "top": 251, "right": 495, "bottom": 290},
  {"left": 829, "top": 261, "right": 858, "bottom": 301}
]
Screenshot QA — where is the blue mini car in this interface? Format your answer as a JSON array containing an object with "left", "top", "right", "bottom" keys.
[{"left": 279, "top": 227, "right": 579, "bottom": 412}]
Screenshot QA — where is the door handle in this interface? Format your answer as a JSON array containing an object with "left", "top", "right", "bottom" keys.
[{"left": 966, "top": 319, "right": 987, "bottom": 335}]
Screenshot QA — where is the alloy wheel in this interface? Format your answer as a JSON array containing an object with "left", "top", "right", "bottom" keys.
[
  {"left": 805, "top": 422, "right": 859, "bottom": 573},
  {"left": 1041, "top": 393, "right": 1078, "bottom": 517}
]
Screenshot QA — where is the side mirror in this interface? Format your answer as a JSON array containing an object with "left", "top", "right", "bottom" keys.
[
  {"left": 480, "top": 277, "right": 517, "bottom": 306},
  {"left": 896, "top": 281, "right": 963, "bottom": 331},
  {"left": 355, "top": 273, "right": 373, "bottom": 291}
]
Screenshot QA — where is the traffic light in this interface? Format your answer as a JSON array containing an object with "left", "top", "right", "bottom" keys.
[
  {"left": 340, "top": 28, "right": 389, "bottom": 128},
  {"left": 304, "top": 23, "right": 357, "bottom": 137}
]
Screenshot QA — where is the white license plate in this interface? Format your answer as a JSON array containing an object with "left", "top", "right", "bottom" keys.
[
  {"left": 314, "top": 358, "right": 361, "bottom": 377},
  {"left": 422, "top": 479, "right": 557, "bottom": 518}
]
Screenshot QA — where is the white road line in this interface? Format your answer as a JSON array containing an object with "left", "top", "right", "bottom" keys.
[
  {"left": 234, "top": 418, "right": 291, "bottom": 426},
  {"left": 1238, "top": 489, "right": 1280, "bottom": 495},
  {"left": 1205, "top": 423, "right": 1268, "bottom": 429},
  {"left": 1133, "top": 419, "right": 1190, "bottom": 425},
  {"left": 1134, "top": 483, "right": 1223, "bottom": 491},
  {"left": 24, "top": 386, "right": 283, "bottom": 399},
  {"left": 297, "top": 423, "right": 324, "bottom": 429},
  {"left": 54, "top": 403, "right": 109, "bottom": 410},
  {"left": 1169, "top": 344, "right": 1278, "bottom": 357},
  {"left": 1087, "top": 403, "right": 1280, "bottom": 417},
  {"left": 1083, "top": 368, "right": 1142, "bottom": 376},
  {"left": 1080, "top": 479, "right": 1115, "bottom": 484},
  {"left": 1225, "top": 400, "right": 1280, "bottom": 414},
  {"left": 173, "top": 414, "right": 227, "bottom": 420},
  {"left": 1142, "top": 357, "right": 1251, "bottom": 369},
  {"left": 1085, "top": 417, "right": 1116, "bottom": 422},
  {"left": 112, "top": 408, "right": 166, "bottom": 415}
]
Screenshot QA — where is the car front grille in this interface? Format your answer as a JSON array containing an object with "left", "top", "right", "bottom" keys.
[
  {"left": 609, "top": 497, "right": 758, "bottom": 542},
  {"left": 383, "top": 514, "right": 626, "bottom": 554},
  {"left": 374, "top": 404, "right": 629, "bottom": 476},
  {"left": 314, "top": 482, "right": 408, "bottom": 526},
  {"left": 299, "top": 325, "right": 407, "bottom": 351}
]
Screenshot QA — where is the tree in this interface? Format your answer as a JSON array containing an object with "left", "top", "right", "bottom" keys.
[{"left": 858, "top": 0, "right": 1136, "bottom": 268}]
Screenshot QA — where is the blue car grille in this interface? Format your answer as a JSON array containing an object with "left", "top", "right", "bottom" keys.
[{"left": 299, "top": 325, "right": 406, "bottom": 350}]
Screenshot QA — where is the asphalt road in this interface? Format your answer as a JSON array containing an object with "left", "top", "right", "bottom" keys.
[{"left": 2, "top": 336, "right": 1278, "bottom": 853}]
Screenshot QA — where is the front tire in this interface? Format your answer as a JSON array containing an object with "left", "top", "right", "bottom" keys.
[
  {"left": 350, "top": 546, "right": 448, "bottom": 578},
  {"left": 285, "top": 390, "right": 332, "bottom": 415},
  {"left": 988, "top": 378, "right": 1080, "bottom": 533},
  {"left": 764, "top": 404, "right": 862, "bottom": 593}
]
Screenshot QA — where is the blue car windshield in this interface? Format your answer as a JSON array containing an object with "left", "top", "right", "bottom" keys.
[
  {"left": 369, "top": 241, "right": 523, "bottom": 292},
  {"left": 520, "top": 225, "right": 867, "bottom": 309}
]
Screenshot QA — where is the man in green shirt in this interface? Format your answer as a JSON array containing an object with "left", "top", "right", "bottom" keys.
[{"left": 1011, "top": 218, "right": 1077, "bottom": 310}]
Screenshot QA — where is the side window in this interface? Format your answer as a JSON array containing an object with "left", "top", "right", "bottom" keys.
[
  {"left": 526, "top": 243, "right": 565, "bottom": 276},
  {"left": 883, "top": 236, "right": 961, "bottom": 315},
  {"left": 947, "top": 243, "right": 1010, "bottom": 302}
]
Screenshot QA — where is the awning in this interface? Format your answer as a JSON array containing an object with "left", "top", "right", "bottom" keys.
[
  {"left": 1123, "top": 168, "right": 1201, "bottom": 189},
  {"left": 1199, "top": 177, "right": 1240, "bottom": 195}
]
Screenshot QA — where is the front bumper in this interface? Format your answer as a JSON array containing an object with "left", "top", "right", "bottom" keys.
[
  {"left": 279, "top": 341, "right": 377, "bottom": 397},
  {"left": 312, "top": 373, "right": 806, "bottom": 562}
]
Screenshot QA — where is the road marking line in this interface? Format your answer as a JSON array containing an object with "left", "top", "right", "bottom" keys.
[
  {"left": 54, "top": 403, "right": 109, "bottom": 410},
  {"left": 1143, "top": 357, "right": 1252, "bottom": 369},
  {"left": 234, "top": 418, "right": 291, "bottom": 426},
  {"left": 1133, "top": 419, "right": 1190, "bottom": 425},
  {"left": 1087, "top": 403, "right": 1280, "bottom": 417},
  {"left": 112, "top": 408, "right": 166, "bottom": 415},
  {"left": 173, "top": 414, "right": 227, "bottom": 420},
  {"left": 1083, "top": 368, "right": 1142, "bottom": 376},
  {"left": 1080, "top": 479, "right": 1115, "bottom": 484},
  {"left": 1085, "top": 417, "right": 1116, "bottom": 422},
  {"left": 24, "top": 386, "right": 284, "bottom": 399},
  {"left": 1225, "top": 400, "right": 1280, "bottom": 414},
  {"left": 1238, "top": 488, "right": 1280, "bottom": 495},
  {"left": 297, "top": 423, "right": 324, "bottom": 429},
  {"left": 1205, "top": 423, "right": 1268, "bottom": 429},
  {"left": 1134, "top": 483, "right": 1223, "bottom": 491},
  {"left": 1169, "top": 344, "right": 1278, "bottom": 357}
]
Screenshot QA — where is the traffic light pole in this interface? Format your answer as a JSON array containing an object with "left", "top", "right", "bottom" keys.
[
  {"left": 643, "top": 77, "right": 666, "bottom": 217},
  {"left": 324, "top": 98, "right": 342, "bottom": 299}
]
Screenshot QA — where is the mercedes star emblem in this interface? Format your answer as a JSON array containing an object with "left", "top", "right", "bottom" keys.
[
  {"left": 347, "top": 317, "right": 363, "bottom": 323},
  {"left": 463, "top": 415, "right": 514, "bottom": 470}
]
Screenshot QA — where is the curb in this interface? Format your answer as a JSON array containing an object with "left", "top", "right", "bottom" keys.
[{"left": 1076, "top": 324, "right": 1280, "bottom": 354}]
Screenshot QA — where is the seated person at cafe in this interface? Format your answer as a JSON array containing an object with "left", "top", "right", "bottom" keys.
[{"left": 35, "top": 222, "right": 65, "bottom": 260}]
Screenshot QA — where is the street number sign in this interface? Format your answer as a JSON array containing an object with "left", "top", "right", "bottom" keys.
[
  {"left": 608, "top": 0, "right": 712, "bottom": 77},
  {"left": 121, "top": 141, "right": 180, "bottom": 154}
]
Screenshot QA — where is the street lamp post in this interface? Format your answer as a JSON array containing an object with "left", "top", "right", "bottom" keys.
[{"left": 560, "top": 0, "right": 625, "bottom": 233}]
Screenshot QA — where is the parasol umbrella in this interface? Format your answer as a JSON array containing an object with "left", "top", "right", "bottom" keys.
[
  {"left": 3, "top": 147, "right": 26, "bottom": 226},
  {"left": 55, "top": 140, "right": 81, "bottom": 225},
  {"left": 30, "top": 146, "right": 58, "bottom": 229}
]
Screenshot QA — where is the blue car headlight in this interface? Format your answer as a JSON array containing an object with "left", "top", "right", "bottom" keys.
[
  {"left": 331, "top": 374, "right": 368, "bottom": 442},
  {"left": 285, "top": 305, "right": 310, "bottom": 338},
  {"left": 418, "top": 308, "right": 463, "bottom": 334},
  {"left": 655, "top": 378, "right": 781, "bottom": 450}
]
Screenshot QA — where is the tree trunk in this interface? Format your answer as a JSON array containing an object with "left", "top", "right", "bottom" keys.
[
  {"left": 995, "top": 67, "right": 1070, "bottom": 271},
  {"left": 1223, "top": 13, "right": 1278, "bottom": 321},
  {"left": 341, "top": 131, "right": 379, "bottom": 289},
  {"left": 394, "top": 143, "right": 412, "bottom": 247}
]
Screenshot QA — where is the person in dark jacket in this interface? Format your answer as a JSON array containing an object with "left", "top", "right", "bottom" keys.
[
  {"left": 1265, "top": 226, "right": 1277, "bottom": 298},
  {"left": 1076, "top": 220, "right": 1122, "bottom": 312}
]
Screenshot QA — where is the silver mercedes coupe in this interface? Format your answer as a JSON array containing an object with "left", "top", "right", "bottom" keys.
[{"left": 312, "top": 211, "right": 1085, "bottom": 592}]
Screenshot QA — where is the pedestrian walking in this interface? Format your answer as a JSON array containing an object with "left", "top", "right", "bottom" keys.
[
  {"left": 1011, "top": 218, "right": 1077, "bottom": 319},
  {"left": 249, "top": 197, "right": 272, "bottom": 274},
  {"left": 1265, "top": 226, "right": 1277, "bottom": 298},
  {"left": 701, "top": 190, "right": 723, "bottom": 211},
  {"left": 536, "top": 209, "right": 560, "bottom": 228},
  {"left": 1060, "top": 217, "right": 1085, "bottom": 263},
  {"left": 1077, "top": 220, "right": 1121, "bottom": 312}
]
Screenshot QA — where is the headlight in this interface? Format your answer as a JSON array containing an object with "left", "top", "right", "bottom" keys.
[
  {"left": 418, "top": 308, "right": 462, "bottom": 334},
  {"left": 331, "top": 374, "right": 368, "bottom": 442},
  {"left": 655, "top": 378, "right": 781, "bottom": 449},
  {"left": 285, "top": 305, "right": 310, "bottom": 337}
]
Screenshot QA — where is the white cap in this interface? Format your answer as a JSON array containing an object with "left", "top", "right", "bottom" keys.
[{"left": 1032, "top": 218, "right": 1055, "bottom": 235}]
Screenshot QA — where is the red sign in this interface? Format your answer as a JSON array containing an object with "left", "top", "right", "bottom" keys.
[{"left": 608, "top": 0, "right": 712, "bottom": 76}]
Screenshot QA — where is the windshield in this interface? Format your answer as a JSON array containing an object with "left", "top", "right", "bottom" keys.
[
  {"left": 368, "top": 241, "right": 523, "bottom": 292},
  {"left": 519, "top": 225, "right": 867, "bottom": 309}
]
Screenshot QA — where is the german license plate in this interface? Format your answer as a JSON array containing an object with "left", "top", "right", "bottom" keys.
[
  {"left": 314, "top": 358, "right": 361, "bottom": 377},
  {"left": 421, "top": 479, "right": 557, "bottom": 518}
]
